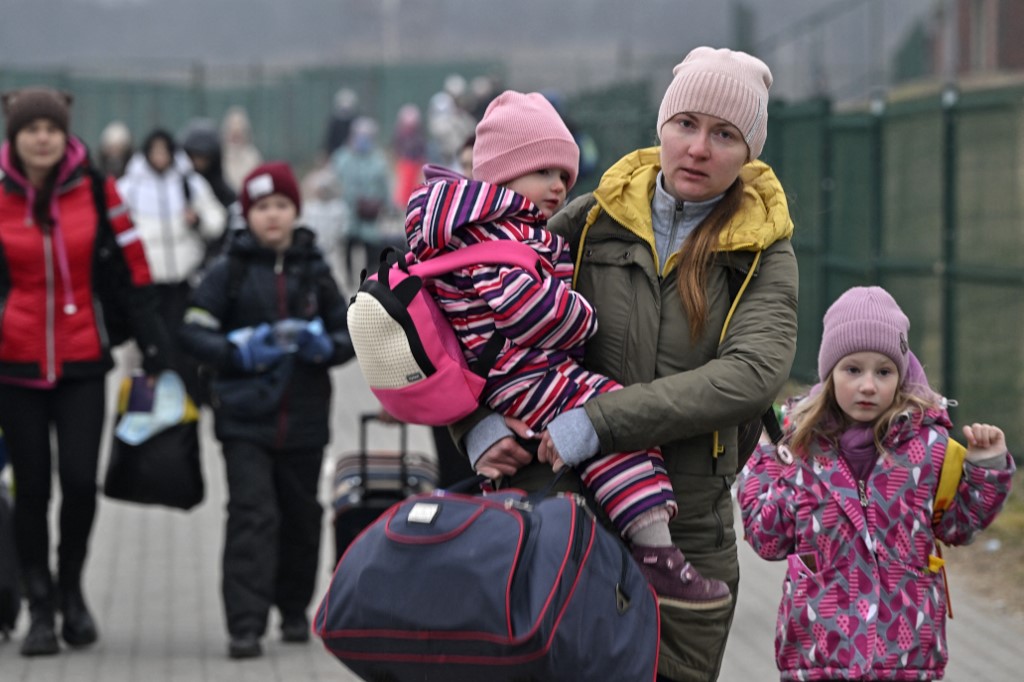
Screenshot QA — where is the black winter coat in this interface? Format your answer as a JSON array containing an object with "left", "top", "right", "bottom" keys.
[{"left": 179, "top": 227, "right": 353, "bottom": 448}]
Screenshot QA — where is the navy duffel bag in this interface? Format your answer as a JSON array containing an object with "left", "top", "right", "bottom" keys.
[{"left": 314, "top": 484, "right": 659, "bottom": 681}]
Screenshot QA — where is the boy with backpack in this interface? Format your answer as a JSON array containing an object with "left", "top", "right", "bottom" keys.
[
  {"left": 179, "top": 161, "right": 354, "bottom": 659},
  {"left": 399, "top": 91, "right": 730, "bottom": 611}
]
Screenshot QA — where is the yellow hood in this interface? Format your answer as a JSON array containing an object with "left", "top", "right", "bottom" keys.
[{"left": 592, "top": 146, "right": 794, "bottom": 258}]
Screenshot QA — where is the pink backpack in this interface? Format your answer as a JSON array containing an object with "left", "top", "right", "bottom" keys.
[{"left": 347, "top": 241, "right": 540, "bottom": 426}]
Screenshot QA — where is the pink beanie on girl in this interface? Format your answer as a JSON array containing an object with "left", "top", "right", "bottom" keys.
[
  {"left": 472, "top": 91, "right": 580, "bottom": 191},
  {"left": 817, "top": 286, "right": 911, "bottom": 383},
  {"left": 657, "top": 46, "right": 773, "bottom": 160}
]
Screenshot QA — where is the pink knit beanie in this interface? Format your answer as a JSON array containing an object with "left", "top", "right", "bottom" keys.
[
  {"left": 657, "top": 46, "right": 773, "bottom": 160},
  {"left": 472, "top": 91, "right": 579, "bottom": 191},
  {"left": 818, "top": 287, "right": 911, "bottom": 383}
]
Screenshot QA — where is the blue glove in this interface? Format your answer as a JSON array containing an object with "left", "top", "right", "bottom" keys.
[
  {"left": 228, "top": 323, "right": 286, "bottom": 372},
  {"left": 296, "top": 317, "right": 334, "bottom": 364}
]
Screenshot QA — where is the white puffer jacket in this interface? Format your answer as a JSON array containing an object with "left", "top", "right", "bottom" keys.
[{"left": 117, "top": 151, "right": 227, "bottom": 284}]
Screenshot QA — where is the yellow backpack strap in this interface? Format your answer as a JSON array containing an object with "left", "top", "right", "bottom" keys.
[
  {"left": 929, "top": 437, "right": 966, "bottom": 619},
  {"left": 933, "top": 438, "right": 966, "bottom": 524}
]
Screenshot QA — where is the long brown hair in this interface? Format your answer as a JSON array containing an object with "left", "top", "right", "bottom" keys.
[
  {"left": 787, "top": 374, "right": 942, "bottom": 458},
  {"left": 11, "top": 153, "right": 60, "bottom": 230},
  {"left": 674, "top": 177, "right": 745, "bottom": 340}
]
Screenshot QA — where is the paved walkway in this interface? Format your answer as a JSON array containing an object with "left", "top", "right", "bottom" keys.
[{"left": 1, "top": 360, "right": 1021, "bottom": 681}]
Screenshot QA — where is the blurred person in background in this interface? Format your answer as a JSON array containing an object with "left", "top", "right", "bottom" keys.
[
  {"left": 426, "top": 90, "right": 476, "bottom": 171},
  {"left": 0, "top": 86, "right": 170, "bottom": 657},
  {"left": 322, "top": 87, "right": 360, "bottom": 159},
  {"left": 299, "top": 163, "right": 348, "bottom": 286},
  {"left": 221, "top": 106, "right": 263, "bottom": 193},
  {"left": 390, "top": 103, "right": 426, "bottom": 210},
  {"left": 456, "top": 133, "right": 475, "bottom": 178},
  {"left": 468, "top": 74, "right": 499, "bottom": 120},
  {"left": 181, "top": 117, "right": 237, "bottom": 211},
  {"left": 330, "top": 116, "right": 391, "bottom": 283},
  {"left": 117, "top": 129, "right": 227, "bottom": 402},
  {"left": 181, "top": 117, "right": 240, "bottom": 265},
  {"left": 95, "top": 120, "right": 133, "bottom": 179}
]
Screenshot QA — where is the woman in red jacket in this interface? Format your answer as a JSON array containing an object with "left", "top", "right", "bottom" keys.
[{"left": 0, "top": 86, "right": 169, "bottom": 657}]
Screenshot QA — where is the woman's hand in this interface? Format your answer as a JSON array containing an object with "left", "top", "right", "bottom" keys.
[
  {"left": 537, "top": 430, "right": 567, "bottom": 472},
  {"left": 475, "top": 417, "right": 537, "bottom": 480},
  {"left": 962, "top": 423, "right": 1007, "bottom": 462}
]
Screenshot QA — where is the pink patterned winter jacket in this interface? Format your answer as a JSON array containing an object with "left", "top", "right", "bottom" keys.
[{"left": 737, "top": 407, "right": 1015, "bottom": 681}]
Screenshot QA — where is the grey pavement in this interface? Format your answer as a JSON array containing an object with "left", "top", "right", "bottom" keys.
[{"left": 2, "top": 358, "right": 1022, "bottom": 681}]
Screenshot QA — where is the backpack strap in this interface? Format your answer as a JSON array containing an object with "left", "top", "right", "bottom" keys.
[
  {"left": 929, "top": 437, "right": 967, "bottom": 619},
  {"left": 723, "top": 255, "right": 781, "bottom": 450},
  {"left": 933, "top": 437, "right": 967, "bottom": 524},
  {"left": 408, "top": 240, "right": 541, "bottom": 279},
  {"left": 411, "top": 241, "right": 543, "bottom": 379},
  {"left": 711, "top": 252, "right": 785, "bottom": 472}
]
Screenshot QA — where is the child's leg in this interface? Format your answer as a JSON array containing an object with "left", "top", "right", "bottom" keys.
[
  {"left": 575, "top": 446, "right": 676, "bottom": 536},
  {"left": 577, "top": 448, "right": 731, "bottom": 611},
  {"left": 495, "top": 362, "right": 732, "bottom": 611},
  {"left": 221, "top": 439, "right": 278, "bottom": 647},
  {"left": 272, "top": 446, "right": 324, "bottom": 640}
]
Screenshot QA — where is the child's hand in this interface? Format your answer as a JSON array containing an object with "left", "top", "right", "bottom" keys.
[
  {"left": 962, "top": 423, "right": 1008, "bottom": 462},
  {"left": 537, "top": 430, "right": 566, "bottom": 473}
]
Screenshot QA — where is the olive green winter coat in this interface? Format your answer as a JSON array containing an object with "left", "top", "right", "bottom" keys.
[
  {"left": 547, "top": 148, "right": 797, "bottom": 681},
  {"left": 457, "top": 148, "right": 798, "bottom": 681}
]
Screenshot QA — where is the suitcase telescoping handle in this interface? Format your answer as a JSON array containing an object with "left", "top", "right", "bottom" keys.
[{"left": 358, "top": 412, "right": 411, "bottom": 495}]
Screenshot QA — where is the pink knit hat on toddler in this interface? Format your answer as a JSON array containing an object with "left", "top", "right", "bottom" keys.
[
  {"left": 657, "top": 46, "right": 773, "bottom": 160},
  {"left": 817, "top": 287, "right": 911, "bottom": 384},
  {"left": 472, "top": 91, "right": 579, "bottom": 191}
]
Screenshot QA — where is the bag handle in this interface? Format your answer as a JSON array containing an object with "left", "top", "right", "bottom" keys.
[{"left": 358, "top": 413, "right": 410, "bottom": 495}]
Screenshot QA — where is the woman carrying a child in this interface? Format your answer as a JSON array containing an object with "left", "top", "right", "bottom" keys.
[{"left": 460, "top": 47, "right": 799, "bottom": 682}]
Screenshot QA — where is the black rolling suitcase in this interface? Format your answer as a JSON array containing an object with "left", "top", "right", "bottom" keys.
[{"left": 331, "top": 413, "right": 438, "bottom": 562}]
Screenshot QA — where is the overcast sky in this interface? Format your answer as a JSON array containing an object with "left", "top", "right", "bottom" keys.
[{"left": 2, "top": 0, "right": 939, "bottom": 102}]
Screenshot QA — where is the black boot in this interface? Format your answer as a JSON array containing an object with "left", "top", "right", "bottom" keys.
[
  {"left": 20, "top": 570, "right": 59, "bottom": 657},
  {"left": 58, "top": 565, "right": 98, "bottom": 648}
]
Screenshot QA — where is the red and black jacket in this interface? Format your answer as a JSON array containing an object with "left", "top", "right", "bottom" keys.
[{"left": 0, "top": 136, "right": 169, "bottom": 383}]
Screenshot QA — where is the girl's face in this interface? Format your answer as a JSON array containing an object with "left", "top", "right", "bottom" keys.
[
  {"left": 659, "top": 112, "right": 748, "bottom": 202},
  {"left": 505, "top": 168, "right": 570, "bottom": 219},
  {"left": 247, "top": 194, "right": 297, "bottom": 252},
  {"left": 15, "top": 119, "right": 67, "bottom": 180},
  {"left": 831, "top": 351, "right": 900, "bottom": 424}
]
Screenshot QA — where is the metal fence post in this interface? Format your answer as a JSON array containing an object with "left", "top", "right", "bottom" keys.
[{"left": 940, "top": 84, "right": 958, "bottom": 400}]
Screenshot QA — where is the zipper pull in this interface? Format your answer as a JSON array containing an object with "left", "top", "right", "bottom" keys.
[
  {"left": 857, "top": 479, "right": 869, "bottom": 508},
  {"left": 274, "top": 253, "right": 284, "bottom": 274}
]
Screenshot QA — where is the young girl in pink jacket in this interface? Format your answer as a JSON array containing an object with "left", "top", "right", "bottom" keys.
[{"left": 737, "top": 286, "right": 1015, "bottom": 680}]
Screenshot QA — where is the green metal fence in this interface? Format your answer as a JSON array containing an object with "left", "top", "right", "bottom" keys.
[
  {"left": 765, "top": 80, "right": 1024, "bottom": 450},
  {"left": 2, "top": 61, "right": 1021, "bottom": 450},
  {"left": 0, "top": 60, "right": 501, "bottom": 169}
]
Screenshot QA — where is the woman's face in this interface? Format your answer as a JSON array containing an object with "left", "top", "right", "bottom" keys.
[
  {"left": 659, "top": 112, "right": 749, "bottom": 202},
  {"left": 247, "top": 194, "right": 297, "bottom": 252},
  {"left": 15, "top": 119, "right": 67, "bottom": 179}
]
